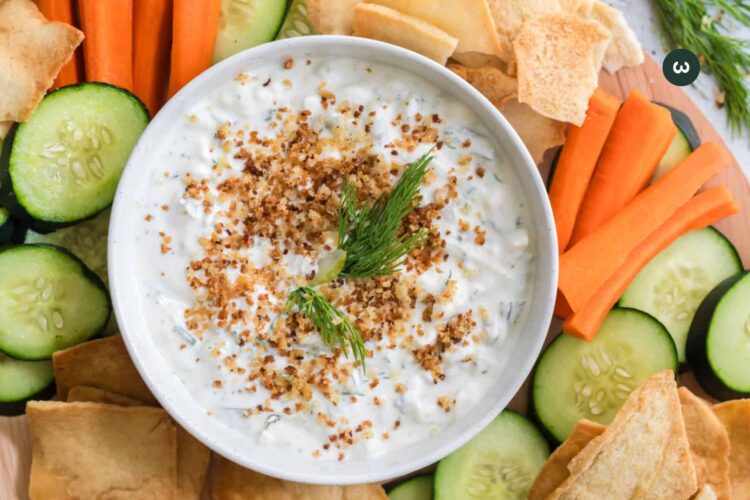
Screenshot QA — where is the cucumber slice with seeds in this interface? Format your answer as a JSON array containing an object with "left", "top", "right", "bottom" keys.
[
  {"left": 276, "top": 0, "right": 314, "bottom": 39},
  {"left": 213, "top": 0, "right": 289, "bottom": 62},
  {"left": 0, "top": 83, "right": 148, "bottom": 231},
  {"left": 0, "top": 244, "right": 110, "bottom": 360},
  {"left": 434, "top": 411, "right": 549, "bottom": 499},
  {"left": 533, "top": 308, "right": 677, "bottom": 442},
  {"left": 619, "top": 227, "right": 742, "bottom": 362},
  {"left": 0, "top": 353, "right": 54, "bottom": 415},
  {"left": 25, "top": 209, "right": 110, "bottom": 285}
]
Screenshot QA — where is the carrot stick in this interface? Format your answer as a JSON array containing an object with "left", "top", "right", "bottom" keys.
[
  {"left": 78, "top": 0, "right": 134, "bottom": 91},
  {"left": 569, "top": 91, "right": 677, "bottom": 245},
  {"left": 36, "top": 0, "right": 82, "bottom": 88},
  {"left": 167, "top": 0, "right": 221, "bottom": 98},
  {"left": 550, "top": 88, "right": 621, "bottom": 253},
  {"left": 133, "top": 0, "right": 172, "bottom": 115},
  {"left": 558, "top": 142, "right": 730, "bottom": 313},
  {"left": 554, "top": 290, "right": 572, "bottom": 318},
  {"left": 563, "top": 186, "right": 739, "bottom": 341}
]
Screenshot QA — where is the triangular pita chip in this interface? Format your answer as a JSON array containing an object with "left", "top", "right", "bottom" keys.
[
  {"left": 307, "top": 0, "right": 363, "bottom": 34},
  {"left": 500, "top": 99, "right": 566, "bottom": 164},
  {"left": 212, "top": 457, "right": 387, "bottom": 499},
  {"left": 65, "top": 370, "right": 210, "bottom": 500},
  {"left": 514, "top": 14, "right": 610, "bottom": 125},
  {"left": 486, "top": 0, "right": 562, "bottom": 62},
  {"left": 365, "top": 0, "right": 504, "bottom": 57},
  {"left": 528, "top": 419, "right": 605, "bottom": 499},
  {"left": 0, "top": 0, "right": 83, "bottom": 121},
  {"left": 587, "top": 1, "right": 644, "bottom": 73},
  {"left": 53, "top": 336, "right": 157, "bottom": 404},
  {"left": 679, "top": 387, "right": 732, "bottom": 500},
  {"left": 548, "top": 371, "right": 697, "bottom": 499},
  {"left": 352, "top": 4, "right": 458, "bottom": 64},
  {"left": 27, "top": 401, "right": 177, "bottom": 499},
  {"left": 712, "top": 400, "right": 750, "bottom": 499}
]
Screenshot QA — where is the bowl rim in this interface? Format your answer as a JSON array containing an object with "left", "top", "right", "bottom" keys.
[{"left": 109, "top": 35, "right": 558, "bottom": 485}]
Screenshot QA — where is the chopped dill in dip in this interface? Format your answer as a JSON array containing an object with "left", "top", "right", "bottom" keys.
[{"left": 136, "top": 56, "right": 534, "bottom": 461}]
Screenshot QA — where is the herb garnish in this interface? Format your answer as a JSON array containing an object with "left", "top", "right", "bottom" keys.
[
  {"left": 285, "top": 152, "right": 434, "bottom": 366},
  {"left": 654, "top": 0, "right": 750, "bottom": 134},
  {"left": 286, "top": 287, "right": 367, "bottom": 365}
]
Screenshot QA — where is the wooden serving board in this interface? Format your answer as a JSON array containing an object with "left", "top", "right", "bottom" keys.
[{"left": 1, "top": 55, "right": 749, "bottom": 499}]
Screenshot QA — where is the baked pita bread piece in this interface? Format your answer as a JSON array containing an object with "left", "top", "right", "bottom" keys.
[
  {"left": 65, "top": 383, "right": 211, "bottom": 500},
  {"left": 486, "top": 0, "right": 562, "bottom": 63},
  {"left": 307, "top": 0, "right": 363, "bottom": 34},
  {"left": 712, "top": 399, "right": 750, "bottom": 499},
  {"left": 212, "top": 457, "right": 387, "bottom": 499},
  {"left": 678, "top": 387, "right": 732, "bottom": 500},
  {"left": 585, "top": 1, "right": 643, "bottom": 73},
  {"left": 500, "top": 99, "right": 566, "bottom": 165},
  {"left": 53, "top": 336, "right": 157, "bottom": 404},
  {"left": 0, "top": 0, "right": 83, "bottom": 122},
  {"left": 26, "top": 401, "right": 177, "bottom": 500},
  {"left": 514, "top": 14, "right": 610, "bottom": 125},
  {"left": 528, "top": 419, "right": 605, "bottom": 499},
  {"left": 352, "top": 4, "right": 458, "bottom": 64},
  {"left": 365, "top": 0, "right": 504, "bottom": 57},
  {"left": 548, "top": 371, "right": 697, "bottom": 499}
]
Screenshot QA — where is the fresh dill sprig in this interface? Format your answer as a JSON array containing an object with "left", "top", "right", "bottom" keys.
[
  {"left": 285, "top": 287, "right": 366, "bottom": 366},
  {"left": 654, "top": 0, "right": 750, "bottom": 134},
  {"left": 337, "top": 152, "right": 433, "bottom": 278}
]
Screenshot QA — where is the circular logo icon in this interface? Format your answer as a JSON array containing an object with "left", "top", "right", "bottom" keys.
[{"left": 663, "top": 49, "right": 700, "bottom": 86}]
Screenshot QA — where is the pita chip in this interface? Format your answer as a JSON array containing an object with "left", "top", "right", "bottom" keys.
[
  {"left": 694, "top": 485, "right": 718, "bottom": 500},
  {"left": 559, "top": 0, "right": 596, "bottom": 15},
  {"left": 679, "top": 388, "right": 732, "bottom": 500},
  {"left": 0, "top": 121, "right": 12, "bottom": 141},
  {"left": 212, "top": 457, "right": 387, "bottom": 499},
  {"left": 587, "top": 1, "right": 644, "bottom": 73},
  {"left": 486, "top": 0, "right": 562, "bottom": 62},
  {"left": 67, "top": 385, "right": 143, "bottom": 406},
  {"left": 712, "top": 400, "right": 750, "bottom": 499},
  {"left": 528, "top": 419, "right": 605, "bottom": 499},
  {"left": 365, "top": 0, "right": 504, "bottom": 57},
  {"left": 548, "top": 371, "right": 697, "bottom": 499},
  {"left": 26, "top": 401, "right": 177, "bottom": 499},
  {"left": 514, "top": 14, "right": 610, "bottom": 125},
  {"left": 352, "top": 4, "right": 458, "bottom": 64},
  {"left": 0, "top": 0, "right": 83, "bottom": 122},
  {"left": 307, "top": 0, "right": 362, "bottom": 34},
  {"left": 53, "top": 336, "right": 157, "bottom": 405},
  {"left": 65, "top": 383, "right": 210, "bottom": 500},
  {"left": 501, "top": 99, "right": 566, "bottom": 164}
]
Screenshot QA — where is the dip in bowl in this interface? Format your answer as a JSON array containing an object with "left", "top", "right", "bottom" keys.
[{"left": 109, "top": 36, "right": 557, "bottom": 485}]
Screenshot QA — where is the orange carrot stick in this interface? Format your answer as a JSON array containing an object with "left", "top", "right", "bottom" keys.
[
  {"left": 78, "top": 0, "right": 134, "bottom": 91},
  {"left": 167, "top": 0, "right": 221, "bottom": 98},
  {"left": 569, "top": 91, "right": 676, "bottom": 245},
  {"left": 564, "top": 186, "right": 740, "bottom": 341},
  {"left": 133, "top": 0, "right": 172, "bottom": 115},
  {"left": 550, "top": 88, "right": 621, "bottom": 253},
  {"left": 559, "top": 142, "right": 730, "bottom": 313},
  {"left": 36, "top": 0, "right": 82, "bottom": 88}
]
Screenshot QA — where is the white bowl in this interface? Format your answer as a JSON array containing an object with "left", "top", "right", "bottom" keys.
[{"left": 109, "top": 36, "right": 557, "bottom": 485}]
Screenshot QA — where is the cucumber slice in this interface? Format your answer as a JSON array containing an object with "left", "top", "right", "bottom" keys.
[
  {"left": 619, "top": 227, "right": 742, "bottom": 362},
  {"left": 0, "top": 83, "right": 148, "bottom": 231},
  {"left": 0, "top": 352, "right": 54, "bottom": 414},
  {"left": 654, "top": 130, "right": 692, "bottom": 179},
  {"left": 213, "top": 0, "right": 289, "bottom": 62},
  {"left": 534, "top": 308, "right": 677, "bottom": 442},
  {"left": 276, "top": 0, "right": 314, "bottom": 39},
  {"left": 688, "top": 272, "right": 750, "bottom": 400},
  {"left": 652, "top": 102, "right": 701, "bottom": 181},
  {"left": 389, "top": 475, "right": 433, "bottom": 500},
  {"left": 0, "top": 244, "right": 110, "bottom": 360},
  {"left": 434, "top": 411, "right": 549, "bottom": 499},
  {"left": 25, "top": 209, "right": 110, "bottom": 285}
]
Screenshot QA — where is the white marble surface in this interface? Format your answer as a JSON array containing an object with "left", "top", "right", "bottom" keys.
[{"left": 612, "top": 0, "right": 749, "bottom": 178}]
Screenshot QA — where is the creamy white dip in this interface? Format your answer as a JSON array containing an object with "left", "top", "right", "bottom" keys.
[{"left": 134, "top": 56, "right": 534, "bottom": 461}]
